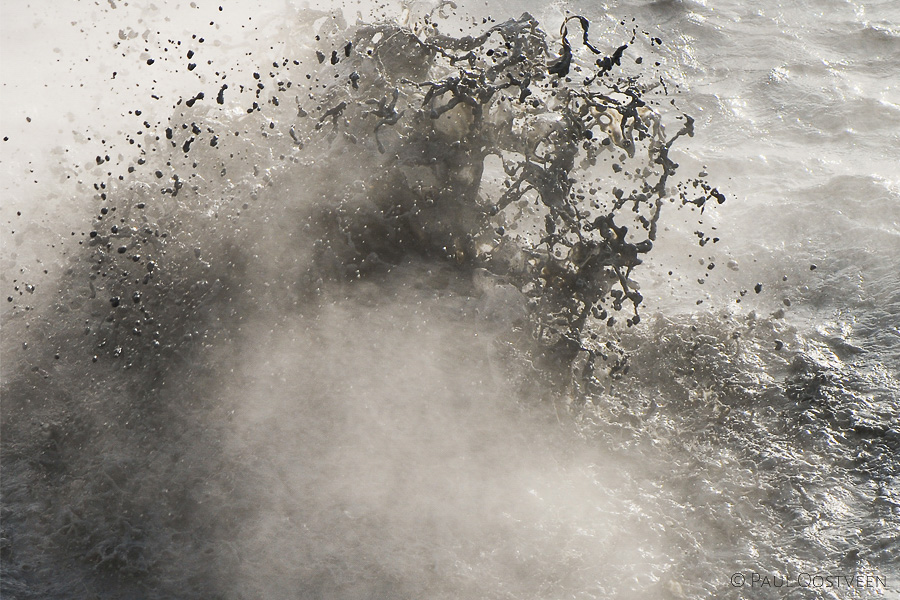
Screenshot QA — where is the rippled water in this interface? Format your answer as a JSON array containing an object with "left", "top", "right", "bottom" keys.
[{"left": 2, "top": 1, "right": 898, "bottom": 599}]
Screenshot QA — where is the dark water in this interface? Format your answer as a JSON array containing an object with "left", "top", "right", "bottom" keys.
[{"left": 2, "top": 1, "right": 898, "bottom": 599}]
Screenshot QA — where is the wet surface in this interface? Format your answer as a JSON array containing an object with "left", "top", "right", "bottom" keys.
[{"left": 1, "top": 1, "right": 898, "bottom": 599}]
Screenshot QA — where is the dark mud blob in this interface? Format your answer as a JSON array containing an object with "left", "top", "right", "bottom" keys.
[
  {"left": 597, "top": 44, "right": 627, "bottom": 77},
  {"left": 184, "top": 92, "right": 204, "bottom": 107}
]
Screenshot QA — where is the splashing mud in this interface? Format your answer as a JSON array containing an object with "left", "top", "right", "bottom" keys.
[{"left": 2, "top": 2, "right": 898, "bottom": 599}]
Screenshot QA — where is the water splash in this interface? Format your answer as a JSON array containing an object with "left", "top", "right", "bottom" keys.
[
  {"left": 45, "top": 9, "right": 725, "bottom": 382},
  {"left": 14, "top": 6, "right": 898, "bottom": 600}
]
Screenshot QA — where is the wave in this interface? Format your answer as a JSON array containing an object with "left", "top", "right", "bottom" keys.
[{"left": 2, "top": 4, "right": 898, "bottom": 599}]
